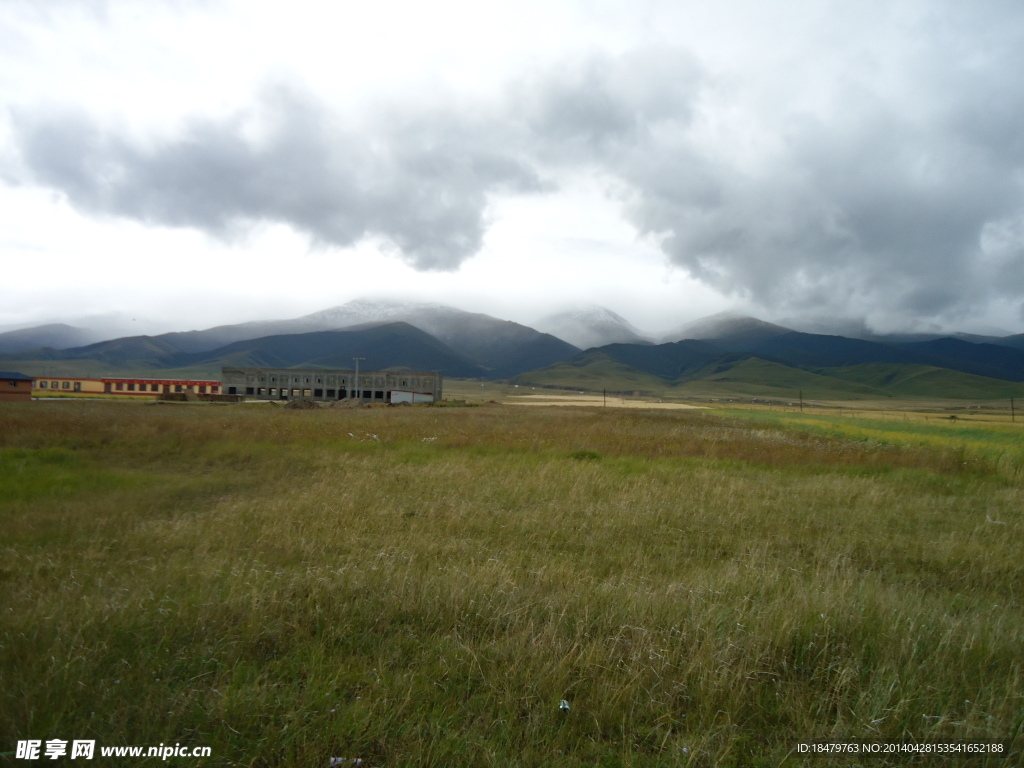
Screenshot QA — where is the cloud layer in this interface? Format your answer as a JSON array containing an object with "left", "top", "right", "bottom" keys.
[
  {"left": 9, "top": 86, "right": 545, "bottom": 270},
  {"left": 5, "top": 0, "right": 1024, "bottom": 330}
]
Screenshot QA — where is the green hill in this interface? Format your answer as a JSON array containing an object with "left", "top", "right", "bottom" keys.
[
  {"left": 510, "top": 350, "right": 673, "bottom": 394},
  {"left": 679, "top": 358, "right": 884, "bottom": 398},
  {"left": 516, "top": 353, "right": 1024, "bottom": 401},
  {"left": 819, "top": 363, "right": 1024, "bottom": 398}
]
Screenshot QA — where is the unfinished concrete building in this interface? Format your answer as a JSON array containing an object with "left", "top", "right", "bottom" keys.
[{"left": 221, "top": 367, "right": 442, "bottom": 404}]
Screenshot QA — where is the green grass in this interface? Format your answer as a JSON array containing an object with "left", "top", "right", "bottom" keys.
[
  {"left": 1, "top": 401, "right": 1022, "bottom": 766},
  {"left": 717, "top": 407, "right": 1024, "bottom": 478}
]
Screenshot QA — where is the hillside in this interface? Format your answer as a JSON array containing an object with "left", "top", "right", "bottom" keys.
[
  {"left": 0, "top": 323, "right": 98, "bottom": 353},
  {"left": 195, "top": 323, "right": 488, "bottom": 378},
  {"left": 515, "top": 340, "right": 1024, "bottom": 401},
  {"left": 664, "top": 312, "right": 792, "bottom": 347},
  {"left": 2, "top": 301, "right": 579, "bottom": 379},
  {"left": 818, "top": 363, "right": 1024, "bottom": 399},
  {"left": 509, "top": 350, "right": 674, "bottom": 394}
]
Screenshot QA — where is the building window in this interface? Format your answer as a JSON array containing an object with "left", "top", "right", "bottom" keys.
[
  {"left": 175, "top": 385, "right": 183, "bottom": 392},
  {"left": 212, "top": 386, "right": 219, "bottom": 393},
  {"left": 63, "top": 381, "right": 70, "bottom": 389},
  {"left": 199, "top": 386, "right": 207, "bottom": 393},
  {"left": 39, "top": 381, "right": 47, "bottom": 388},
  {"left": 116, "top": 383, "right": 123, "bottom": 390},
  {"left": 128, "top": 383, "right": 135, "bottom": 391}
]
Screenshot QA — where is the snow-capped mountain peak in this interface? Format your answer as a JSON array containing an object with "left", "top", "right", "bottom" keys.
[{"left": 535, "top": 304, "right": 650, "bottom": 349}]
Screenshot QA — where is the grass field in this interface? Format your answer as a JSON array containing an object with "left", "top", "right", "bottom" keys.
[{"left": 1, "top": 400, "right": 1022, "bottom": 766}]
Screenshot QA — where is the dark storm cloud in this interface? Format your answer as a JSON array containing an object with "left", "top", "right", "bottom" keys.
[
  {"left": 8, "top": 87, "right": 542, "bottom": 270},
  {"left": 7, "top": 1, "right": 1024, "bottom": 328},
  {"left": 558, "top": 5, "right": 1024, "bottom": 328},
  {"left": 511, "top": 26, "right": 1024, "bottom": 328},
  {"left": 629, "top": 97, "right": 1024, "bottom": 321}
]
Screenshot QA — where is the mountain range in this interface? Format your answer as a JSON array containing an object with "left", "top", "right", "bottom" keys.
[
  {"left": 0, "top": 301, "right": 579, "bottom": 380},
  {"left": 514, "top": 314, "right": 1024, "bottom": 399},
  {"left": 4, "top": 301, "right": 1024, "bottom": 399}
]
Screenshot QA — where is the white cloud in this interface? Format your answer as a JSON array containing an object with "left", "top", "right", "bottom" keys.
[{"left": 2, "top": 0, "right": 1024, "bottom": 336}]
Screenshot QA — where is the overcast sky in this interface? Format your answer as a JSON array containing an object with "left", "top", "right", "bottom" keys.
[{"left": 3, "top": 0, "right": 1023, "bottom": 337}]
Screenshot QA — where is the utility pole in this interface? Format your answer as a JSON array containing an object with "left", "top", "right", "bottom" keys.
[
  {"left": 799, "top": 390, "right": 803, "bottom": 413},
  {"left": 603, "top": 388, "right": 607, "bottom": 407},
  {"left": 1012, "top": 397, "right": 1016, "bottom": 423},
  {"left": 353, "top": 357, "right": 364, "bottom": 401}
]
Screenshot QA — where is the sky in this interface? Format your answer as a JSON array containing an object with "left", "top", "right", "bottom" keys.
[{"left": 2, "top": 0, "right": 1024, "bottom": 338}]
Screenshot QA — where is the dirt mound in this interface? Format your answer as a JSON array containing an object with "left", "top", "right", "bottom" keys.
[{"left": 284, "top": 398, "right": 318, "bottom": 409}]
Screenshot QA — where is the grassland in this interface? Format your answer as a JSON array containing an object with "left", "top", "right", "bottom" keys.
[{"left": 1, "top": 400, "right": 1022, "bottom": 766}]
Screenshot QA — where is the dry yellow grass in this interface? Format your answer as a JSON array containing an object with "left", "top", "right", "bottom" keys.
[{"left": 505, "top": 394, "right": 703, "bottom": 409}]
